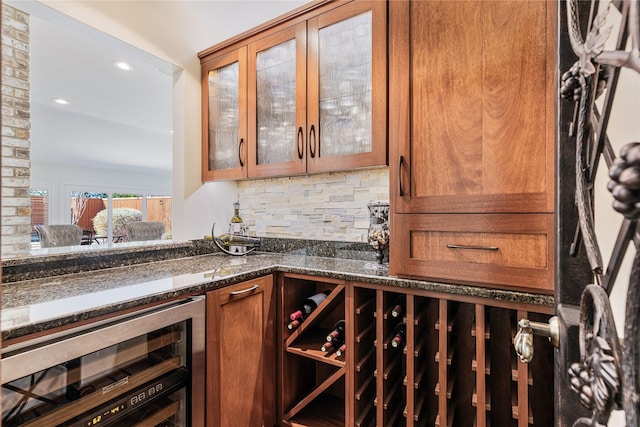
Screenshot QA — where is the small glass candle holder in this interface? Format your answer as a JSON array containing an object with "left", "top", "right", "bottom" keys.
[{"left": 366, "top": 201, "right": 389, "bottom": 268}]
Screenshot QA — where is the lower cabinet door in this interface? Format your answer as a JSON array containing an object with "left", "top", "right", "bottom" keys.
[{"left": 206, "top": 275, "right": 275, "bottom": 427}]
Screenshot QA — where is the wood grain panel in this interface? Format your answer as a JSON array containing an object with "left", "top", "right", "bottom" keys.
[
  {"left": 207, "top": 276, "right": 274, "bottom": 427},
  {"left": 411, "top": 230, "right": 547, "bottom": 269},
  {"left": 391, "top": 213, "right": 554, "bottom": 293},
  {"left": 483, "top": 2, "right": 548, "bottom": 196},
  {"left": 391, "top": 0, "right": 554, "bottom": 214},
  {"left": 411, "top": 1, "right": 483, "bottom": 198}
]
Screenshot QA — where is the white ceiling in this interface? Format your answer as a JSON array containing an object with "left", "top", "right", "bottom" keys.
[
  {"left": 12, "top": 0, "right": 307, "bottom": 176},
  {"left": 30, "top": 12, "right": 175, "bottom": 174}
]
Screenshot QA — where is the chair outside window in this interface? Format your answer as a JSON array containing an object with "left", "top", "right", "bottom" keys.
[
  {"left": 124, "top": 221, "right": 166, "bottom": 242},
  {"left": 34, "top": 225, "right": 83, "bottom": 248}
]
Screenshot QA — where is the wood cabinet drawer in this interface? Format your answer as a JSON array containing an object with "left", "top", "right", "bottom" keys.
[{"left": 390, "top": 214, "right": 554, "bottom": 293}]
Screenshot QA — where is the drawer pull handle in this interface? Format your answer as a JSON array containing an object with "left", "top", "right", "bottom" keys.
[
  {"left": 446, "top": 244, "right": 499, "bottom": 251},
  {"left": 230, "top": 284, "right": 259, "bottom": 296}
]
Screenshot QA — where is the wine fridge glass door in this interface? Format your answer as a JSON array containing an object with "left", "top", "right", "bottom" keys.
[{"left": 1, "top": 297, "right": 205, "bottom": 427}]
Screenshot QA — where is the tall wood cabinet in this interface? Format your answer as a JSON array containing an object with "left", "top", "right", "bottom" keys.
[
  {"left": 200, "top": 0, "right": 387, "bottom": 181},
  {"left": 389, "top": 0, "right": 556, "bottom": 292},
  {"left": 206, "top": 275, "right": 275, "bottom": 427}
]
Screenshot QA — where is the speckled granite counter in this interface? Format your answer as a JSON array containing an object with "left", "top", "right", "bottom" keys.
[{"left": 2, "top": 251, "right": 554, "bottom": 342}]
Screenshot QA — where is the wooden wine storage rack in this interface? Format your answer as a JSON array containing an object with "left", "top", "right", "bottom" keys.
[
  {"left": 280, "top": 273, "right": 347, "bottom": 427},
  {"left": 279, "top": 274, "right": 554, "bottom": 427}
]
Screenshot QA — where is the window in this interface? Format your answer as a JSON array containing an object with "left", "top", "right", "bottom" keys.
[
  {"left": 70, "top": 190, "right": 171, "bottom": 243},
  {"left": 30, "top": 188, "right": 49, "bottom": 242}
]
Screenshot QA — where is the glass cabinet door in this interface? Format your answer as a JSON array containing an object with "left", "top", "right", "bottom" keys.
[
  {"left": 202, "top": 47, "right": 247, "bottom": 181},
  {"left": 248, "top": 23, "right": 307, "bottom": 178},
  {"left": 307, "top": 1, "right": 387, "bottom": 173}
]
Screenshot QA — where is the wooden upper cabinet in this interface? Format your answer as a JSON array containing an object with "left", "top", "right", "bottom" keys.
[
  {"left": 201, "top": 47, "right": 248, "bottom": 181},
  {"left": 201, "top": 0, "right": 387, "bottom": 181},
  {"left": 305, "top": 0, "right": 387, "bottom": 174},
  {"left": 248, "top": 23, "right": 308, "bottom": 178},
  {"left": 390, "top": 0, "right": 555, "bottom": 214}
]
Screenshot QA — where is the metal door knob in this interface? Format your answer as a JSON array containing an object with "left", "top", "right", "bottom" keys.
[{"left": 514, "top": 317, "right": 559, "bottom": 363}]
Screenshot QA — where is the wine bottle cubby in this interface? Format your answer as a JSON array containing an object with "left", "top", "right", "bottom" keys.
[
  {"left": 280, "top": 273, "right": 347, "bottom": 426},
  {"left": 349, "top": 283, "right": 553, "bottom": 427},
  {"left": 279, "top": 276, "right": 553, "bottom": 426}
]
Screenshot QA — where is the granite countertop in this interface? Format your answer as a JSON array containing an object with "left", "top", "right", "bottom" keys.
[{"left": 2, "top": 251, "right": 554, "bottom": 342}]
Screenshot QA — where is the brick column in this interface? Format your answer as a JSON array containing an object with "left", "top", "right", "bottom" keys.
[{"left": 2, "top": 4, "right": 32, "bottom": 256}]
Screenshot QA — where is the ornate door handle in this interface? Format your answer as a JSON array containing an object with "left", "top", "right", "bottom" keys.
[{"left": 514, "top": 317, "right": 559, "bottom": 363}]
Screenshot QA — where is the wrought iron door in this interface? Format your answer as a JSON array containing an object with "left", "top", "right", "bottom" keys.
[{"left": 515, "top": 1, "right": 640, "bottom": 425}]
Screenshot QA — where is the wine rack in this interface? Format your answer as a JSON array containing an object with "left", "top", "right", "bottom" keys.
[
  {"left": 280, "top": 273, "right": 347, "bottom": 426},
  {"left": 278, "top": 275, "right": 553, "bottom": 426},
  {"left": 354, "top": 287, "right": 376, "bottom": 427},
  {"left": 349, "top": 283, "right": 554, "bottom": 427}
]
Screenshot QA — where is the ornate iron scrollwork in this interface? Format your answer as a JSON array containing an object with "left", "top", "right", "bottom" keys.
[{"left": 562, "top": 0, "right": 640, "bottom": 425}]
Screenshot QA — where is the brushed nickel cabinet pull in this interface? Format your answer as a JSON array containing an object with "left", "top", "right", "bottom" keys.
[
  {"left": 446, "top": 244, "right": 499, "bottom": 251},
  {"left": 230, "top": 284, "right": 259, "bottom": 296}
]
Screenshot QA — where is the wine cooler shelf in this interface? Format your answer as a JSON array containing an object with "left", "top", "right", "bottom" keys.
[{"left": 279, "top": 274, "right": 554, "bottom": 427}]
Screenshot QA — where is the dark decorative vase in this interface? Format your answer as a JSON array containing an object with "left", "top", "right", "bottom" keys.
[{"left": 367, "top": 201, "right": 389, "bottom": 266}]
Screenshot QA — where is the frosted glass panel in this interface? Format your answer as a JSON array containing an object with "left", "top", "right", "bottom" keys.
[
  {"left": 208, "top": 62, "right": 239, "bottom": 170},
  {"left": 319, "top": 11, "right": 372, "bottom": 158},
  {"left": 256, "top": 39, "right": 297, "bottom": 165}
]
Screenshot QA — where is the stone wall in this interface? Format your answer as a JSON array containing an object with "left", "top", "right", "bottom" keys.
[
  {"left": 237, "top": 167, "right": 389, "bottom": 242},
  {"left": 1, "top": 4, "right": 31, "bottom": 256}
]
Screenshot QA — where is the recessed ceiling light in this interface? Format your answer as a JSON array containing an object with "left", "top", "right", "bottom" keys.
[
  {"left": 114, "top": 61, "right": 133, "bottom": 71},
  {"left": 53, "top": 98, "right": 70, "bottom": 105}
]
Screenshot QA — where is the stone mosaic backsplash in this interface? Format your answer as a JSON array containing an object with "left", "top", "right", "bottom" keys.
[{"left": 237, "top": 167, "right": 389, "bottom": 242}]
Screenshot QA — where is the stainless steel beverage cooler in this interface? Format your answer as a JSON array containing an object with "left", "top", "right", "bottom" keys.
[{"left": 1, "top": 297, "right": 205, "bottom": 427}]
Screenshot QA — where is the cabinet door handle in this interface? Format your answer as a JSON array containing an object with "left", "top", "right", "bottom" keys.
[
  {"left": 398, "top": 155, "right": 405, "bottom": 197},
  {"left": 297, "top": 127, "right": 304, "bottom": 159},
  {"left": 309, "top": 124, "right": 316, "bottom": 158},
  {"left": 446, "top": 244, "right": 499, "bottom": 251},
  {"left": 230, "top": 284, "right": 259, "bottom": 296},
  {"left": 238, "top": 138, "right": 245, "bottom": 167}
]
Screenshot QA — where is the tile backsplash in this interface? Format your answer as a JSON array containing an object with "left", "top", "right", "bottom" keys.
[{"left": 238, "top": 167, "right": 389, "bottom": 242}]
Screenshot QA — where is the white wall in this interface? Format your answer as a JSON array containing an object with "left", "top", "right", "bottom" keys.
[
  {"left": 593, "top": 5, "right": 640, "bottom": 338},
  {"left": 40, "top": 0, "right": 306, "bottom": 240}
]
